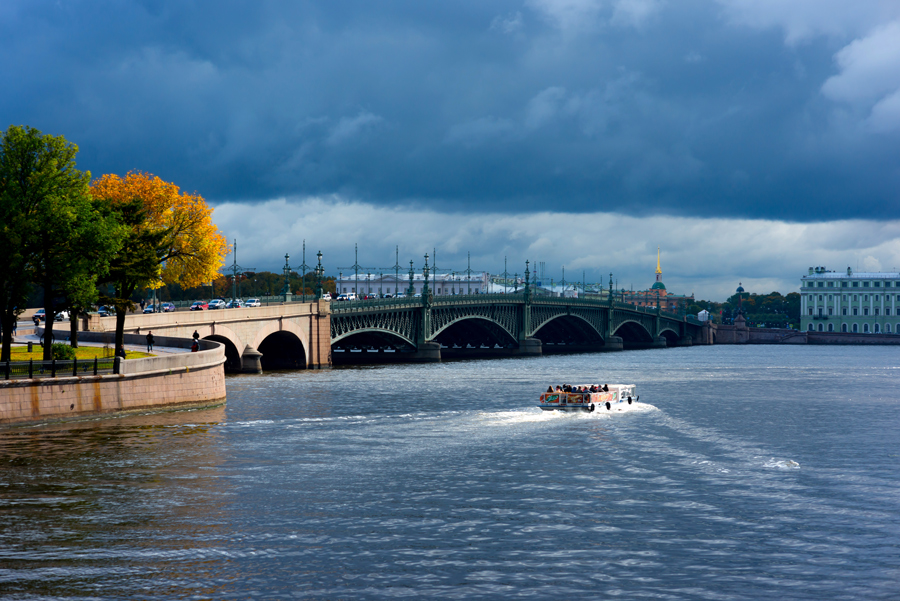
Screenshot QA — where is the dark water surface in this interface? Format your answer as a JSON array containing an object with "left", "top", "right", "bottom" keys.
[{"left": 1, "top": 346, "right": 899, "bottom": 600}]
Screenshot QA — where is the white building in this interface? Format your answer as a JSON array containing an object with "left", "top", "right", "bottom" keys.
[
  {"left": 801, "top": 266, "right": 900, "bottom": 334},
  {"left": 335, "top": 272, "right": 488, "bottom": 297}
]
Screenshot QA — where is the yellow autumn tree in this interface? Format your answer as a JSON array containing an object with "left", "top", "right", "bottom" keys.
[{"left": 90, "top": 171, "right": 228, "bottom": 289}]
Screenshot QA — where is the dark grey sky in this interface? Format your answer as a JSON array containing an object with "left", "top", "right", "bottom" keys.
[{"left": 3, "top": 0, "right": 899, "bottom": 222}]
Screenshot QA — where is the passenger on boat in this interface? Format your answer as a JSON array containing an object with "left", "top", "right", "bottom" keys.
[
  {"left": 547, "top": 386, "right": 553, "bottom": 393},
  {"left": 603, "top": 384, "right": 609, "bottom": 391}
]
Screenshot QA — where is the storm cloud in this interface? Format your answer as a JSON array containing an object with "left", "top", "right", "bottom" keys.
[{"left": 3, "top": 0, "right": 899, "bottom": 221}]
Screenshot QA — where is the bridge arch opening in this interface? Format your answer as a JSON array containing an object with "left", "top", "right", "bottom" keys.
[
  {"left": 658, "top": 330, "right": 679, "bottom": 347},
  {"left": 532, "top": 315, "right": 604, "bottom": 352},
  {"left": 433, "top": 317, "right": 518, "bottom": 350},
  {"left": 204, "top": 335, "right": 242, "bottom": 372},
  {"left": 258, "top": 331, "right": 307, "bottom": 370},
  {"left": 613, "top": 322, "right": 654, "bottom": 347},
  {"left": 331, "top": 330, "right": 416, "bottom": 364}
]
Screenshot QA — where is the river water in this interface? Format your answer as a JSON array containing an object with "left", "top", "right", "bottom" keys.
[{"left": 1, "top": 346, "right": 899, "bottom": 600}]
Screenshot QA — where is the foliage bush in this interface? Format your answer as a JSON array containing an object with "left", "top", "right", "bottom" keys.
[{"left": 51, "top": 343, "right": 76, "bottom": 361}]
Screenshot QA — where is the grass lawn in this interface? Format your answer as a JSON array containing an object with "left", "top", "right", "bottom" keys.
[{"left": 7, "top": 346, "right": 153, "bottom": 361}]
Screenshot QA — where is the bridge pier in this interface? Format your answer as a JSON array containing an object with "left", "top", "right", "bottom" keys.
[
  {"left": 408, "top": 341, "right": 442, "bottom": 362},
  {"left": 604, "top": 336, "right": 623, "bottom": 351},
  {"left": 241, "top": 345, "right": 263, "bottom": 373},
  {"left": 516, "top": 337, "right": 542, "bottom": 357},
  {"left": 676, "top": 335, "right": 693, "bottom": 347}
]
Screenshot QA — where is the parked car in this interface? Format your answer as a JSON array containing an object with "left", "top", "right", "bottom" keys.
[
  {"left": 34, "top": 309, "right": 46, "bottom": 321},
  {"left": 245, "top": 298, "right": 261, "bottom": 307},
  {"left": 208, "top": 299, "right": 227, "bottom": 310},
  {"left": 225, "top": 299, "right": 244, "bottom": 309},
  {"left": 143, "top": 305, "right": 156, "bottom": 314},
  {"left": 336, "top": 293, "right": 358, "bottom": 301},
  {"left": 54, "top": 310, "right": 69, "bottom": 321},
  {"left": 382, "top": 293, "right": 394, "bottom": 299},
  {"left": 161, "top": 302, "right": 176, "bottom": 312},
  {"left": 190, "top": 300, "right": 209, "bottom": 311},
  {"left": 321, "top": 293, "right": 332, "bottom": 301},
  {"left": 96, "top": 305, "right": 112, "bottom": 317}
]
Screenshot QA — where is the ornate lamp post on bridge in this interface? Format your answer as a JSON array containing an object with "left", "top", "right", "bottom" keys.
[
  {"left": 282, "top": 253, "right": 293, "bottom": 303},
  {"left": 407, "top": 260, "right": 415, "bottom": 297},
  {"left": 315, "top": 251, "right": 324, "bottom": 300}
]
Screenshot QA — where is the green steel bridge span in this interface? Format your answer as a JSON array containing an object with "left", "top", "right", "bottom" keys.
[{"left": 330, "top": 293, "right": 708, "bottom": 363}]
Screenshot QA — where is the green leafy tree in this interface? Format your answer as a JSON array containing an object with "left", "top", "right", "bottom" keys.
[{"left": 0, "top": 126, "right": 120, "bottom": 361}]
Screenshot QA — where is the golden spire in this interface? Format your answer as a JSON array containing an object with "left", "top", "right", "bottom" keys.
[{"left": 655, "top": 247, "right": 662, "bottom": 276}]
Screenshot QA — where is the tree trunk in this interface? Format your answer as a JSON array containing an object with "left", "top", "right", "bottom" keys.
[
  {"left": 70, "top": 312, "right": 79, "bottom": 348},
  {"left": 0, "top": 311, "right": 13, "bottom": 362},
  {"left": 115, "top": 307, "right": 126, "bottom": 354},
  {"left": 42, "top": 286, "right": 55, "bottom": 361}
]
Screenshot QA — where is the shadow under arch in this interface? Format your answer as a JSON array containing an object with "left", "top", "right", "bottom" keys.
[
  {"left": 258, "top": 331, "right": 307, "bottom": 370},
  {"left": 658, "top": 329, "right": 679, "bottom": 346},
  {"left": 532, "top": 314, "right": 605, "bottom": 353},
  {"left": 613, "top": 321, "right": 654, "bottom": 348},
  {"left": 331, "top": 330, "right": 417, "bottom": 365},
  {"left": 204, "top": 335, "right": 242, "bottom": 372},
  {"left": 433, "top": 316, "right": 518, "bottom": 350}
]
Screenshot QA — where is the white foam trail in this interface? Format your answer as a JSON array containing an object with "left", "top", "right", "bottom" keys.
[{"left": 764, "top": 458, "right": 801, "bottom": 470}]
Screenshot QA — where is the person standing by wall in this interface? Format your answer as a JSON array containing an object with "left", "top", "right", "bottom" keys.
[{"left": 146, "top": 331, "right": 154, "bottom": 353}]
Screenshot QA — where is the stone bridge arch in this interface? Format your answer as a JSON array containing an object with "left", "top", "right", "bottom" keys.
[
  {"left": 250, "top": 319, "right": 310, "bottom": 369},
  {"left": 612, "top": 320, "right": 655, "bottom": 347}
]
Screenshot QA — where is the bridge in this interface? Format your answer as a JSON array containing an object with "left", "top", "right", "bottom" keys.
[
  {"left": 87, "top": 293, "right": 707, "bottom": 372},
  {"left": 330, "top": 292, "right": 708, "bottom": 363}
]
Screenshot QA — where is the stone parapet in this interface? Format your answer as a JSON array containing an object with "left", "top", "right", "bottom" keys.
[{"left": 0, "top": 338, "right": 226, "bottom": 428}]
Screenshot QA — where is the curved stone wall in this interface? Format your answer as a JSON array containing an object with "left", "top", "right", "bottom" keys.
[{"left": 0, "top": 336, "right": 226, "bottom": 427}]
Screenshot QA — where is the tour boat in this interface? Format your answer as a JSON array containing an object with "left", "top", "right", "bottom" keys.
[{"left": 539, "top": 385, "right": 640, "bottom": 412}]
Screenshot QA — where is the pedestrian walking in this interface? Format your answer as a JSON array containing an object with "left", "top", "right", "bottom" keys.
[
  {"left": 192, "top": 330, "right": 200, "bottom": 341},
  {"left": 140, "top": 299, "right": 145, "bottom": 311},
  {"left": 146, "top": 331, "right": 154, "bottom": 352}
]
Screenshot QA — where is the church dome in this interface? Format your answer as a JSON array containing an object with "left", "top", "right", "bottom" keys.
[{"left": 651, "top": 281, "right": 666, "bottom": 290}]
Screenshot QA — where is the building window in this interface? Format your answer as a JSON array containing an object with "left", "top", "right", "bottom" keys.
[
  {"left": 828, "top": 323, "right": 834, "bottom": 332},
  {"left": 853, "top": 308, "right": 858, "bottom": 315},
  {"left": 842, "top": 281, "right": 848, "bottom": 287},
  {"left": 843, "top": 295, "right": 847, "bottom": 301},
  {"left": 887, "top": 323, "right": 892, "bottom": 333},
  {"left": 808, "top": 323, "right": 814, "bottom": 331},
  {"left": 875, "top": 308, "right": 880, "bottom": 316},
  {"left": 842, "top": 324, "right": 848, "bottom": 333},
  {"left": 875, "top": 295, "right": 880, "bottom": 301},
  {"left": 864, "top": 308, "right": 869, "bottom": 316},
  {"left": 853, "top": 323, "right": 859, "bottom": 333},
  {"left": 853, "top": 294, "right": 858, "bottom": 301},
  {"left": 818, "top": 295, "right": 823, "bottom": 301},
  {"left": 828, "top": 294, "right": 832, "bottom": 301},
  {"left": 864, "top": 295, "right": 869, "bottom": 302},
  {"left": 853, "top": 282, "right": 859, "bottom": 287},
  {"left": 887, "top": 308, "right": 892, "bottom": 316},
  {"left": 828, "top": 282, "right": 834, "bottom": 287},
  {"left": 875, "top": 281, "right": 881, "bottom": 287},
  {"left": 842, "top": 307, "right": 848, "bottom": 316},
  {"left": 829, "top": 307, "right": 834, "bottom": 315},
  {"left": 818, "top": 281, "right": 824, "bottom": 287},
  {"left": 818, "top": 323, "right": 824, "bottom": 332},
  {"left": 818, "top": 307, "right": 824, "bottom": 316},
  {"left": 887, "top": 282, "right": 893, "bottom": 287},
  {"left": 864, "top": 323, "right": 870, "bottom": 333},
  {"left": 808, "top": 308, "right": 813, "bottom": 315},
  {"left": 875, "top": 324, "right": 881, "bottom": 333}
]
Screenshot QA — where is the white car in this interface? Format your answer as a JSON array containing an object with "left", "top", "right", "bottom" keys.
[
  {"left": 208, "top": 299, "right": 227, "bottom": 310},
  {"left": 245, "top": 298, "right": 261, "bottom": 307}
]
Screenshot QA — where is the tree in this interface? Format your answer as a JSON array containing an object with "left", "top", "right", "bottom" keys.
[
  {"left": 90, "top": 172, "right": 228, "bottom": 351},
  {"left": 0, "top": 125, "right": 120, "bottom": 361}
]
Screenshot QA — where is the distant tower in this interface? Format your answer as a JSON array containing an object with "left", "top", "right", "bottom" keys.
[
  {"left": 736, "top": 282, "right": 745, "bottom": 315},
  {"left": 655, "top": 247, "right": 662, "bottom": 284}
]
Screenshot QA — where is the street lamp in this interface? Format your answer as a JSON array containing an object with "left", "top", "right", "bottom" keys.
[{"left": 315, "top": 251, "right": 324, "bottom": 300}]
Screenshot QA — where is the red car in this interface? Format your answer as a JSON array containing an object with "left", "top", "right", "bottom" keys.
[{"left": 190, "top": 300, "right": 209, "bottom": 311}]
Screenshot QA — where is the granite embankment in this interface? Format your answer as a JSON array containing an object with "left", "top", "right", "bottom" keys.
[{"left": 0, "top": 333, "right": 226, "bottom": 427}]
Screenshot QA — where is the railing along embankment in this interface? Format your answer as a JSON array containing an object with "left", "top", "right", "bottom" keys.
[{"left": 0, "top": 332, "right": 226, "bottom": 427}]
